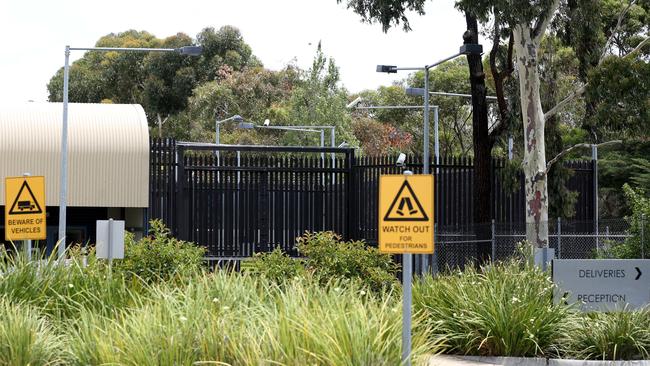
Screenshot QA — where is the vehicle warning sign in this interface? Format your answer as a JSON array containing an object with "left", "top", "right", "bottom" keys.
[
  {"left": 4, "top": 176, "right": 46, "bottom": 241},
  {"left": 379, "top": 175, "right": 434, "bottom": 254}
]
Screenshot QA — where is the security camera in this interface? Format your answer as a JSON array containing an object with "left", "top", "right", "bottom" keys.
[
  {"left": 396, "top": 153, "right": 406, "bottom": 167},
  {"left": 264, "top": 119, "right": 270, "bottom": 126},
  {"left": 346, "top": 97, "right": 363, "bottom": 109}
]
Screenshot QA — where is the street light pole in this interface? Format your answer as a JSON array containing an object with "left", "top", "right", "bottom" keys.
[
  {"left": 423, "top": 68, "right": 430, "bottom": 175},
  {"left": 376, "top": 44, "right": 482, "bottom": 366},
  {"left": 58, "top": 44, "right": 201, "bottom": 260},
  {"left": 58, "top": 46, "right": 71, "bottom": 260}
]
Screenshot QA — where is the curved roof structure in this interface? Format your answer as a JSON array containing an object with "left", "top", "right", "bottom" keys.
[{"left": 0, "top": 103, "right": 149, "bottom": 208}]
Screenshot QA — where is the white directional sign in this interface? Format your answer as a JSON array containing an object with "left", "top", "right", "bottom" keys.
[{"left": 553, "top": 259, "right": 650, "bottom": 311}]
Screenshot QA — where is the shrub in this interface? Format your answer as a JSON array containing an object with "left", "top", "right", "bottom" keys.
[
  {"left": 296, "top": 231, "right": 399, "bottom": 291},
  {"left": 113, "top": 219, "right": 205, "bottom": 283},
  {"left": 249, "top": 246, "right": 305, "bottom": 283},
  {"left": 0, "top": 298, "right": 66, "bottom": 365},
  {"left": 563, "top": 308, "right": 650, "bottom": 360},
  {"left": 413, "top": 258, "right": 573, "bottom": 357},
  {"left": 602, "top": 184, "right": 650, "bottom": 258}
]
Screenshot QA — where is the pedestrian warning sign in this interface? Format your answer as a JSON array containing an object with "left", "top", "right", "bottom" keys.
[
  {"left": 379, "top": 175, "right": 434, "bottom": 254},
  {"left": 4, "top": 176, "right": 46, "bottom": 241},
  {"left": 383, "top": 180, "right": 429, "bottom": 221}
]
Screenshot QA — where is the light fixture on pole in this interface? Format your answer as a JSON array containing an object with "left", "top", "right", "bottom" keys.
[
  {"left": 59, "top": 44, "right": 202, "bottom": 261},
  {"left": 377, "top": 43, "right": 483, "bottom": 176}
]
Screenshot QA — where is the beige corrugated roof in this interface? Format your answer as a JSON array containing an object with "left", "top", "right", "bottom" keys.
[{"left": 0, "top": 103, "right": 149, "bottom": 208}]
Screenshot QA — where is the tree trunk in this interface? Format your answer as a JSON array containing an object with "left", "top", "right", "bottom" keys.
[
  {"left": 464, "top": 12, "right": 492, "bottom": 262},
  {"left": 513, "top": 24, "right": 549, "bottom": 247}
]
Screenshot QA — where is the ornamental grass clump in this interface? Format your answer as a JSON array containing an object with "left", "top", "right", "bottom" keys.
[
  {"left": 562, "top": 307, "right": 650, "bottom": 360},
  {"left": 0, "top": 248, "right": 142, "bottom": 322},
  {"left": 413, "top": 257, "right": 573, "bottom": 357},
  {"left": 64, "top": 272, "right": 439, "bottom": 365},
  {"left": 0, "top": 298, "right": 67, "bottom": 365}
]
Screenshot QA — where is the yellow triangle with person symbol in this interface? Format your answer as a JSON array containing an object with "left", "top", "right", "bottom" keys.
[{"left": 383, "top": 180, "right": 429, "bottom": 221}]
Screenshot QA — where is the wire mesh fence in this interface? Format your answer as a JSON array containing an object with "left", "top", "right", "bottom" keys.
[{"left": 410, "top": 217, "right": 644, "bottom": 275}]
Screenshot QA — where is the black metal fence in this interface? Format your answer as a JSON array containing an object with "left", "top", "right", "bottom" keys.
[
  {"left": 149, "top": 139, "right": 596, "bottom": 259},
  {"left": 150, "top": 139, "right": 355, "bottom": 257}
]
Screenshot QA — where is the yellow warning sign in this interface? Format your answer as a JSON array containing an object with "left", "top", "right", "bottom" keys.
[
  {"left": 4, "top": 176, "right": 46, "bottom": 241},
  {"left": 379, "top": 175, "right": 434, "bottom": 254}
]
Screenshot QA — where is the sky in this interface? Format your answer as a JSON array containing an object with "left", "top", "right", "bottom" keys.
[{"left": 0, "top": 0, "right": 471, "bottom": 103}]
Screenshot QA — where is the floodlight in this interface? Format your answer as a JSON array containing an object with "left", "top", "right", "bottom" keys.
[
  {"left": 237, "top": 122, "right": 255, "bottom": 129},
  {"left": 459, "top": 44, "right": 483, "bottom": 56},
  {"left": 405, "top": 87, "right": 425, "bottom": 96},
  {"left": 176, "top": 46, "right": 203, "bottom": 56},
  {"left": 376, "top": 65, "right": 397, "bottom": 73}
]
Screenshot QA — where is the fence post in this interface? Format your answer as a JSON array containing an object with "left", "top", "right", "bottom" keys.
[
  {"left": 641, "top": 214, "right": 645, "bottom": 259},
  {"left": 557, "top": 217, "right": 562, "bottom": 259},
  {"left": 345, "top": 149, "right": 357, "bottom": 241},
  {"left": 491, "top": 219, "right": 496, "bottom": 262},
  {"left": 175, "top": 146, "right": 186, "bottom": 240},
  {"left": 431, "top": 223, "right": 438, "bottom": 276},
  {"left": 592, "top": 145, "right": 599, "bottom": 255}
]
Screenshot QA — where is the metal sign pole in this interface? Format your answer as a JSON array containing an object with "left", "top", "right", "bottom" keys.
[
  {"left": 108, "top": 218, "right": 113, "bottom": 267},
  {"left": 23, "top": 172, "right": 32, "bottom": 261},
  {"left": 402, "top": 252, "right": 412, "bottom": 366},
  {"left": 402, "top": 169, "right": 414, "bottom": 366}
]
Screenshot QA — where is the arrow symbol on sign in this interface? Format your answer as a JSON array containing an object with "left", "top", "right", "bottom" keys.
[{"left": 635, "top": 267, "right": 642, "bottom": 280}]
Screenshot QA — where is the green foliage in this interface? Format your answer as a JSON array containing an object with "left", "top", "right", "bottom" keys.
[
  {"left": 0, "top": 251, "right": 142, "bottom": 321},
  {"left": 284, "top": 45, "right": 357, "bottom": 147},
  {"left": 248, "top": 232, "right": 399, "bottom": 291},
  {"left": 602, "top": 184, "right": 650, "bottom": 258},
  {"left": 179, "top": 65, "right": 297, "bottom": 141},
  {"left": 586, "top": 55, "right": 650, "bottom": 138},
  {"left": 410, "top": 59, "right": 476, "bottom": 156},
  {"left": 249, "top": 247, "right": 305, "bottom": 282},
  {"left": 414, "top": 258, "right": 573, "bottom": 357},
  {"left": 0, "top": 298, "right": 66, "bottom": 365},
  {"left": 47, "top": 26, "right": 259, "bottom": 131},
  {"left": 65, "top": 273, "right": 436, "bottom": 365},
  {"left": 113, "top": 220, "right": 205, "bottom": 283},
  {"left": 336, "top": 0, "right": 427, "bottom": 32},
  {"left": 296, "top": 231, "right": 400, "bottom": 292},
  {"left": 562, "top": 308, "right": 650, "bottom": 360}
]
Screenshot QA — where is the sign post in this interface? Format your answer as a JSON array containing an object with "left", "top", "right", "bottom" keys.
[
  {"left": 4, "top": 176, "right": 47, "bottom": 254},
  {"left": 96, "top": 219, "right": 125, "bottom": 266},
  {"left": 553, "top": 259, "right": 650, "bottom": 311},
  {"left": 379, "top": 174, "right": 434, "bottom": 366}
]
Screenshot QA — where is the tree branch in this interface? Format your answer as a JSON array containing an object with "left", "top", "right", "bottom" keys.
[
  {"left": 533, "top": 0, "right": 561, "bottom": 43},
  {"left": 600, "top": 0, "right": 637, "bottom": 62},
  {"left": 544, "top": 35, "right": 649, "bottom": 120},
  {"left": 544, "top": 140, "right": 622, "bottom": 176},
  {"left": 544, "top": 84, "right": 586, "bottom": 120},
  {"left": 623, "top": 35, "right": 650, "bottom": 59}
]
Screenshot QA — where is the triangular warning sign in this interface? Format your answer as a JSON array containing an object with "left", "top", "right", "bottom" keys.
[
  {"left": 383, "top": 180, "right": 429, "bottom": 221},
  {"left": 8, "top": 180, "right": 43, "bottom": 215}
]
